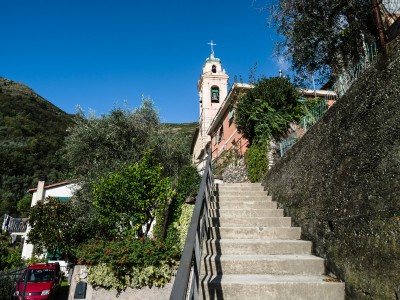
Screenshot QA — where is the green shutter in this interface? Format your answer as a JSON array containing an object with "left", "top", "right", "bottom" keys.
[{"left": 55, "top": 197, "right": 71, "bottom": 203}]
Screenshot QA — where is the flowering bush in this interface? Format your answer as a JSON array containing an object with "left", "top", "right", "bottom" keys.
[
  {"left": 87, "top": 262, "right": 174, "bottom": 290},
  {"left": 74, "top": 237, "right": 180, "bottom": 290}
]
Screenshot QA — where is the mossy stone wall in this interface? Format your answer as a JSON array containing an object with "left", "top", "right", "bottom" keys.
[{"left": 262, "top": 53, "right": 400, "bottom": 299}]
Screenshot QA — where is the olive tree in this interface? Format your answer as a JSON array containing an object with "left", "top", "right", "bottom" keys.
[
  {"left": 267, "top": 0, "right": 377, "bottom": 83},
  {"left": 63, "top": 98, "right": 160, "bottom": 186},
  {"left": 61, "top": 96, "right": 194, "bottom": 237}
]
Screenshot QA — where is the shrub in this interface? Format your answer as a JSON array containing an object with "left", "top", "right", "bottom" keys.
[
  {"left": 213, "top": 148, "right": 240, "bottom": 177},
  {"left": 152, "top": 199, "right": 170, "bottom": 241},
  {"left": 174, "top": 165, "right": 201, "bottom": 210},
  {"left": 0, "top": 276, "right": 14, "bottom": 297},
  {"left": 245, "top": 142, "right": 269, "bottom": 182},
  {"left": 164, "top": 165, "right": 200, "bottom": 245},
  {"left": 0, "top": 231, "right": 23, "bottom": 270},
  {"left": 24, "top": 256, "right": 46, "bottom": 266},
  {"left": 87, "top": 262, "right": 174, "bottom": 290},
  {"left": 171, "top": 204, "right": 194, "bottom": 252},
  {"left": 74, "top": 237, "right": 180, "bottom": 290}
]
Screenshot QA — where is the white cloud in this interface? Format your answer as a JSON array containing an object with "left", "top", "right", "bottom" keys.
[{"left": 276, "top": 55, "right": 289, "bottom": 71}]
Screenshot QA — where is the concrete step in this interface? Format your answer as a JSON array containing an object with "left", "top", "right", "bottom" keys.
[
  {"left": 199, "top": 184, "right": 344, "bottom": 299},
  {"left": 209, "top": 207, "right": 279, "bottom": 217},
  {"left": 204, "top": 239, "right": 312, "bottom": 255},
  {"left": 217, "top": 191, "right": 268, "bottom": 197},
  {"left": 217, "top": 183, "right": 262, "bottom": 188},
  {"left": 209, "top": 201, "right": 277, "bottom": 210},
  {"left": 209, "top": 227, "right": 301, "bottom": 240},
  {"left": 216, "top": 195, "right": 272, "bottom": 202},
  {"left": 209, "top": 216, "right": 291, "bottom": 227},
  {"left": 202, "top": 254, "right": 325, "bottom": 275},
  {"left": 217, "top": 186, "right": 265, "bottom": 192},
  {"left": 200, "top": 274, "right": 345, "bottom": 300}
]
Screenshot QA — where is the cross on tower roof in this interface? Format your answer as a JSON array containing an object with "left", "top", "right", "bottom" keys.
[{"left": 208, "top": 40, "right": 216, "bottom": 56}]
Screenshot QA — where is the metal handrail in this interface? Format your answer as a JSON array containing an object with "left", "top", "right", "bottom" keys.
[{"left": 170, "top": 150, "right": 214, "bottom": 300}]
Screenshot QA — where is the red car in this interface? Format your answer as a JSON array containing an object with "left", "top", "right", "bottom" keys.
[{"left": 14, "top": 262, "right": 62, "bottom": 300}]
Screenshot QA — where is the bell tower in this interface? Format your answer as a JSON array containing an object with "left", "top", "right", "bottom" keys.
[
  {"left": 197, "top": 41, "right": 229, "bottom": 148},
  {"left": 191, "top": 41, "right": 229, "bottom": 170}
]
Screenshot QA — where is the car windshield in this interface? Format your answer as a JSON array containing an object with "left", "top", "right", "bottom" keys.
[{"left": 21, "top": 269, "right": 55, "bottom": 282}]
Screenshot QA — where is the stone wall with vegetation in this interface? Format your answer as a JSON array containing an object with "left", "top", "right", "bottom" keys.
[{"left": 262, "top": 51, "right": 400, "bottom": 299}]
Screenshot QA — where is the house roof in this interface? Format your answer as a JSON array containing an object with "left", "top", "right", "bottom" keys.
[
  {"left": 28, "top": 181, "right": 76, "bottom": 193},
  {"left": 208, "top": 83, "right": 253, "bottom": 134}
]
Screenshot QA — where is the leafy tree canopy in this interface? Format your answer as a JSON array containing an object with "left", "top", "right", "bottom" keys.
[
  {"left": 27, "top": 195, "right": 104, "bottom": 258},
  {"left": 235, "top": 76, "right": 301, "bottom": 143},
  {"left": 269, "top": 0, "right": 377, "bottom": 83},
  {"left": 63, "top": 98, "right": 160, "bottom": 186},
  {"left": 92, "top": 150, "right": 174, "bottom": 237},
  {"left": 0, "top": 231, "right": 23, "bottom": 270},
  {"left": 62, "top": 99, "right": 193, "bottom": 242},
  {"left": 27, "top": 197, "right": 75, "bottom": 257},
  {"left": 63, "top": 98, "right": 194, "bottom": 200},
  {"left": 148, "top": 127, "right": 192, "bottom": 179}
]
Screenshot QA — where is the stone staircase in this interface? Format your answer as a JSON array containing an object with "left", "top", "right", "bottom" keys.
[{"left": 199, "top": 182, "right": 345, "bottom": 300}]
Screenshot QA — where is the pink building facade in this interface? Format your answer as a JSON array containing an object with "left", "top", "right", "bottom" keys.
[{"left": 207, "top": 83, "right": 252, "bottom": 162}]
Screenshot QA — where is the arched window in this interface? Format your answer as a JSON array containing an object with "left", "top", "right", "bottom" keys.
[
  {"left": 212, "top": 65, "right": 217, "bottom": 73},
  {"left": 211, "top": 86, "right": 219, "bottom": 103}
]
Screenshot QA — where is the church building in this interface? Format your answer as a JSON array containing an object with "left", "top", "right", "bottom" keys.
[
  {"left": 191, "top": 43, "right": 229, "bottom": 171},
  {"left": 191, "top": 42, "right": 336, "bottom": 172}
]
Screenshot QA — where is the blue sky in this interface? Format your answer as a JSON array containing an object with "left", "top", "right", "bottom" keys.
[{"left": 0, "top": 0, "right": 287, "bottom": 123}]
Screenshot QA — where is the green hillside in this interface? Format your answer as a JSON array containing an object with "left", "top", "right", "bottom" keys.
[
  {"left": 162, "top": 122, "right": 197, "bottom": 137},
  {"left": 0, "top": 77, "right": 74, "bottom": 217},
  {"left": 162, "top": 122, "right": 198, "bottom": 156},
  {"left": 0, "top": 77, "right": 198, "bottom": 218}
]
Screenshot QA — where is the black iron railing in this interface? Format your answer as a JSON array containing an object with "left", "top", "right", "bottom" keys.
[{"left": 170, "top": 151, "right": 214, "bottom": 300}]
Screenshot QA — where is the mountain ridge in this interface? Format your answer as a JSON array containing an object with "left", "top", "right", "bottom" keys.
[{"left": 0, "top": 76, "right": 74, "bottom": 217}]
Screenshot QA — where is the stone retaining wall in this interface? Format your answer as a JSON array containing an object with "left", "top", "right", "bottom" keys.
[{"left": 262, "top": 50, "right": 400, "bottom": 299}]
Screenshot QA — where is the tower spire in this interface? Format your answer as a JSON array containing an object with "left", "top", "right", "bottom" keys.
[{"left": 208, "top": 40, "right": 217, "bottom": 56}]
